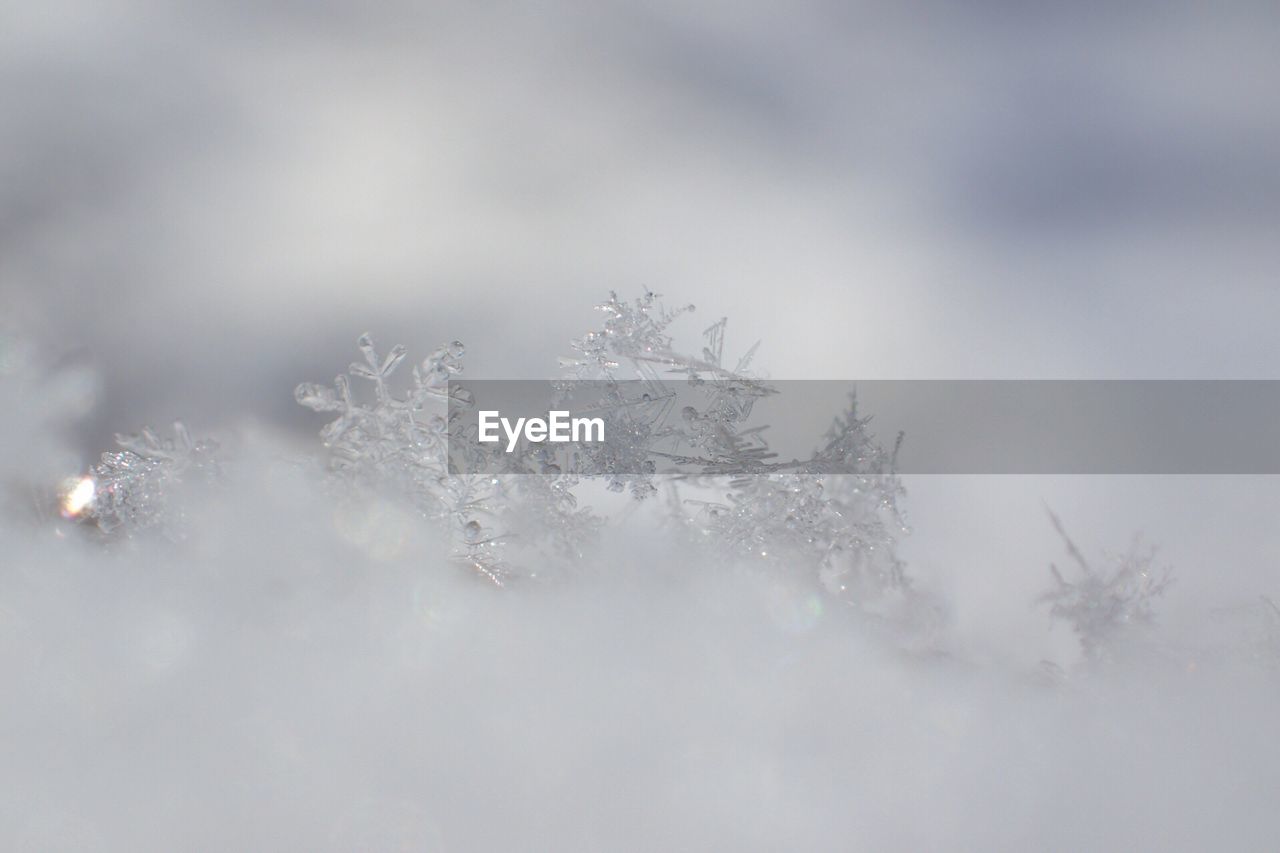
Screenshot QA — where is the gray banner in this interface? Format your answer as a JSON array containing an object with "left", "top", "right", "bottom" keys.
[{"left": 447, "top": 380, "right": 1280, "bottom": 475}]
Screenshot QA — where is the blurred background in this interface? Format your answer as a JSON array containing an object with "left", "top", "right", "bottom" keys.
[{"left": 4, "top": 0, "right": 1280, "bottom": 656}]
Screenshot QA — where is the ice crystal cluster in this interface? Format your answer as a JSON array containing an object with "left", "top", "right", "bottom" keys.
[
  {"left": 84, "top": 422, "right": 220, "bottom": 537},
  {"left": 59, "top": 291, "right": 1243, "bottom": 668},
  {"left": 557, "top": 293, "right": 908, "bottom": 603},
  {"left": 1039, "top": 509, "right": 1173, "bottom": 663},
  {"left": 71, "top": 292, "right": 907, "bottom": 607},
  {"left": 53, "top": 290, "right": 1240, "bottom": 672},
  {"left": 293, "top": 333, "right": 604, "bottom": 584},
  {"left": 28, "top": 290, "right": 1280, "bottom": 680}
]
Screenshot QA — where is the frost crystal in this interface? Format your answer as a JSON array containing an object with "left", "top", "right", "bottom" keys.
[
  {"left": 63, "top": 292, "right": 907, "bottom": 606},
  {"left": 88, "top": 421, "right": 220, "bottom": 536},
  {"left": 45, "top": 290, "right": 1280, "bottom": 680},
  {"left": 297, "top": 334, "right": 596, "bottom": 584},
  {"left": 1039, "top": 509, "right": 1173, "bottom": 663},
  {"left": 559, "top": 291, "right": 909, "bottom": 603},
  {"left": 289, "top": 292, "right": 910, "bottom": 601}
]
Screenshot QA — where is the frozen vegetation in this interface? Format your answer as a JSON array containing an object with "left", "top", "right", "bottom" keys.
[{"left": 1, "top": 295, "right": 1278, "bottom": 850}]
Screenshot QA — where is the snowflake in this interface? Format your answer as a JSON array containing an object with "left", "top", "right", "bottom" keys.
[
  {"left": 87, "top": 421, "right": 220, "bottom": 537},
  {"left": 297, "top": 334, "right": 599, "bottom": 584}
]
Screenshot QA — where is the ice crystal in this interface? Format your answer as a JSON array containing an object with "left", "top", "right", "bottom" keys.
[
  {"left": 1039, "top": 509, "right": 1174, "bottom": 663},
  {"left": 298, "top": 334, "right": 503, "bottom": 577},
  {"left": 297, "top": 334, "right": 598, "bottom": 583},
  {"left": 559, "top": 291, "right": 909, "bottom": 603},
  {"left": 87, "top": 421, "right": 220, "bottom": 537},
  {"left": 44, "top": 289, "right": 1280, "bottom": 684},
  {"left": 66, "top": 291, "right": 907, "bottom": 604},
  {"left": 560, "top": 290, "right": 698, "bottom": 380},
  {"left": 293, "top": 333, "right": 463, "bottom": 485}
]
